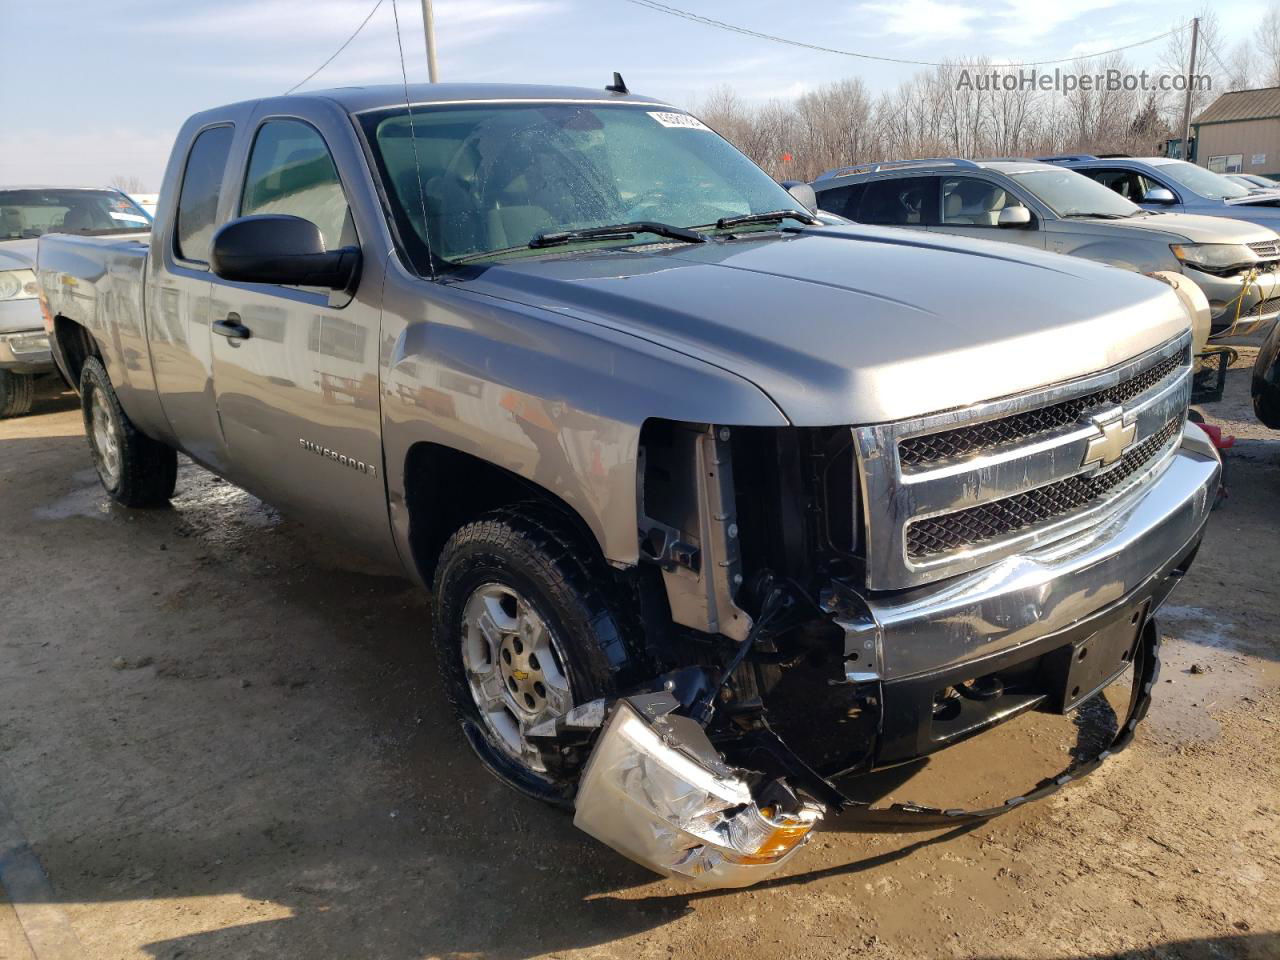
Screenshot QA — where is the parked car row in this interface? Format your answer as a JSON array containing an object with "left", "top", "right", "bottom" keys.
[
  {"left": 811, "top": 154, "right": 1280, "bottom": 424},
  {"left": 0, "top": 187, "right": 151, "bottom": 416},
  {"left": 1226, "top": 173, "right": 1280, "bottom": 194},
  {"left": 812, "top": 156, "right": 1280, "bottom": 340},
  {"left": 25, "top": 81, "right": 1234, "bottom": 887}
]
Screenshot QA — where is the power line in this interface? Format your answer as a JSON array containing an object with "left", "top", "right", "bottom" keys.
[
  {"left": 1198, "top": 32, "right": 1236, "bottom": 82},
  {"left": 286, "top": 0, "right": 386, "bottom": 95},
  {"left": 621, "top": 0, "right": 1186, "bottom": 68}
]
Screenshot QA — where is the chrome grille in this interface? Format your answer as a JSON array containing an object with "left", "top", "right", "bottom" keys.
[
  {"left": 906, "top": 418, "right": 1182, "bottom": 558},
  {"left": 1248, "top": 296, "right": 1280, "bottom": 317},
  {"left": 1248, "top": 239, "right": 1280, "bottom": 258},
  {"left": 899, "top": 348, "right": 1187, "bottom": 467},
  {"left": 853, "top": 333, "right": 1193, "bottom": 590}
]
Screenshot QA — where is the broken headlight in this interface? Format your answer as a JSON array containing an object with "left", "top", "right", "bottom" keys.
[
  {"left": 1170, "top": 243, "right": 1258, "bottom": 273},
  {"left": 573, "top": 696, "right": 823, "bottom": 888}
]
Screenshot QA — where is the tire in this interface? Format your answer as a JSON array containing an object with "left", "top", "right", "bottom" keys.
[
  {"left": 432, "top": 505, "right": 643, "bottom": 806},
  {"left": 80, "top": 357, "right": 177, "bottom": 507},
  {"left": 0, "top": 369, "right": 35, "bottom": 418}
]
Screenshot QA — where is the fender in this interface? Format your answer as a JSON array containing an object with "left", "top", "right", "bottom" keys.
[{"left": 378, "top": 259, "right": 789, "bottom": 574}]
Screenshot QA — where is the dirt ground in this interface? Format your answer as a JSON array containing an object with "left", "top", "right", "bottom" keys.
[{"left": 1, "top": 346, "right": 1278, "bottom": 960}]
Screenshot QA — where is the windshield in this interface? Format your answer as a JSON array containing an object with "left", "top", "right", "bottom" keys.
[
  {"left": 1010, "top": 169, "right": 1140, "bottom": 218},
  {"left": 0, "top": 188, "right": 151, "bottom": 240},
  {"left": 1150, "top": 160, "right": 1251, "bottom": 200},
  {"left": 358, "top": 103, "right": 804, "bottom": 268}
]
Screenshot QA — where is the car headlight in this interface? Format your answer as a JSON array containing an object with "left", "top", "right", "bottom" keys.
[
  {"left": 1170, "top": 243, "right": 1259, "bottom": 272},
  {"left": 0, "top": 268, "right": 38, "bottom": 301},
  {"left": 574, "top": 698, "right": 824, "bottom": 887}
]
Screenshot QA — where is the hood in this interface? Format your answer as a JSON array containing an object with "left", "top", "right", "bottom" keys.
[
  {"left": 460, "top": 225, "right": 1188, "bottom": 426},
  {"left": 1092, "top": 212, "right": 1279, "bottom": 244},
  {"left": 1226, "top": 193, "right": 1280, "bottom": 208},
  {"left": 1201, "top": 201, "right": 1280, "bottom": 227},
  {"left": 0, "top": 239, "right": 37, "bottom": 270}
]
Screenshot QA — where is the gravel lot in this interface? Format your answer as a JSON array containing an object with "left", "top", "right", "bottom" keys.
[{"left": 1, "top": 348, "right": 1277, "bottom": 960}]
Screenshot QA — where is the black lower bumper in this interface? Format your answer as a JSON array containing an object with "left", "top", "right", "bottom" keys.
[{"left": 874, "top": 527, "right": 1201, "bottom": 769}]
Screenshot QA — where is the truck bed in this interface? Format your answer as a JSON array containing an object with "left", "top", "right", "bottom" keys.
[{"left": 37, "top": 230, "right": 160, "bottom": 425}]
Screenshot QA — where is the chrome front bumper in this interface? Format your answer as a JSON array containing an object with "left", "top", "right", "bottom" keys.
[
  {"left": 0, "top": 329, "right": 53, "bottom": 372},
  {"left": 843, "top": 424, "right": 1219, "bottom": 683},
  {"left": 1193, "top": 265, "right": 1279, "bottom": 336}
]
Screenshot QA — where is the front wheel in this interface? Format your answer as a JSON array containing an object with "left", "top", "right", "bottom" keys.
[
  {"left": 0, "top": 369, "right": 35, "bottom": 418},
  {"left": 432, "top": 507, "right": 642, "bottom": 805},
  {"left": 80, "top": 357, "right": 177, "bottom": 507}
]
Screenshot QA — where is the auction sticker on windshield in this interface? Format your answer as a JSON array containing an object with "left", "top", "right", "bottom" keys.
[{"left": 648, "top": 111, "right": 711, "bottom": 131}]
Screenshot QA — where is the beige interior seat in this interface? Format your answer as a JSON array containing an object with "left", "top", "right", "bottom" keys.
[
  {"left": 0, "top": 208, "right": 22, "bottom": 239},
  {"left": 944, "top": 192, "right": 977, "bottom": 224}
]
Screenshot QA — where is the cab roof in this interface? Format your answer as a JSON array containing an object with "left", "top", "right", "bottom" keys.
[{"left": 294, "top": 83, "right": 672, "bottom": 114}]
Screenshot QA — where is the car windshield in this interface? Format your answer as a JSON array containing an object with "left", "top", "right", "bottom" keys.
[
  {"left": 0, "top": 188, "right": 151, "bottom": 240},
  {"left": 358, "top": 102, "right": 806, "bottom": 268},
  {"left": 1010, "top": 169, "right": 1141, "bottom": 218},
  {"left": 1150, "top": 160, "right": 1252, "bottom": 200}
]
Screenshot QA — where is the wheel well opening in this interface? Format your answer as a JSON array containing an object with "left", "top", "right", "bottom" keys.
[
  {"left": 53, "top": 317, "right": 99, "bottom": 389},
  {"left": 404, "top": 443, "right": 599, "bottom": 584}
]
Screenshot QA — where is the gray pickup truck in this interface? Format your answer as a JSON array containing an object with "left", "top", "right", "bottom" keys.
[
  {"left": 2, "top": 187, "right": 150, "bottom": 415},
  {"left": 37, "top": 82, "right": 1220, "bottom": 888}
]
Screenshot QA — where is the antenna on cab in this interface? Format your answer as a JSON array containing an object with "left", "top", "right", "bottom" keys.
[{"left": 605, "top": 72, "right": 629, "bottom": 94}]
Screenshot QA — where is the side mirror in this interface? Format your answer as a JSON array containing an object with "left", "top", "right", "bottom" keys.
[
  {"left": 998, "top": 205, "right": 1032, "bottom": 228},
  {"left": 210, "top": 214, "right": 360, "bottom": 291},
  {"left": 1144, "top": 187, "right": 1176, "bottom": 204},
  {"left": 781, "top": 180, "right": 818, "bottom": 214}
]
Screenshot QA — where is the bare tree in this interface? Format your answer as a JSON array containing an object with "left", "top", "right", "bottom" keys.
[
  {"left": 1159, "top": 8, "right": 1227, "bottom": 128},
  {"left": 110, "top": 174, "right": 146, "bottom": 194},
  {"left": 693, "top": 49, "right": 1184, "bottom": 179},
  {"left": 1260, "top": 3, "right": 1280, "bottom": 87}
]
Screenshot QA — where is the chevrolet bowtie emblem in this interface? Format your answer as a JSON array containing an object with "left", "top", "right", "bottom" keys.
[
  {"left": 1082, "top": 410, "right": 1136, "bottom": 469},
  {"left": 511, "top": 669, "right": 529, "bottom": 681}
]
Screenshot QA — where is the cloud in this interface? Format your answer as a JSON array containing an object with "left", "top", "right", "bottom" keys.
[
  {"left": 857, "top": 0, "right": 982, "bottom": 42},
  {"left": 987, "top": 0, "right": 1122, "bottom": 46},
  {"left": 136, "top": 0, "right": 563, "bottom": 47}
]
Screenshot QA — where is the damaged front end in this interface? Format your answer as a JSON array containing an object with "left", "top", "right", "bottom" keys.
[{"left": 562, "top": 403, "right": 1214, "bottom": 888}]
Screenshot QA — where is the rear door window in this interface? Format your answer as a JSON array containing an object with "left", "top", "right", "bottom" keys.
[
  {"left": 174, "top": 125, "right": 235, "bottom": 263},
  {"left": 816, "top": 183, "right": 865, "bottom": 219},
  {"left": 857, "top": 176, "right": 939, "bottom": 226},
  {"left": 240, "top": 119, "right": 352, "bottom": 251}
]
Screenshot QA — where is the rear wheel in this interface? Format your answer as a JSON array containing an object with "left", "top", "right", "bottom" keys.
[
  {"left": 80, "top": 357, "right": 177, "bottom": 507},
  {"left": 432, "top": 506, "right": 642, "bottom": 805},
  {"left": 0, "top": 370, "right": 35, "bottom": 418}
]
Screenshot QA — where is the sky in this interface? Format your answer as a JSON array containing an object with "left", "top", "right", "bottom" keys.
[{"left": 0, "top": 0, "right": 1263, "bottom": 189}]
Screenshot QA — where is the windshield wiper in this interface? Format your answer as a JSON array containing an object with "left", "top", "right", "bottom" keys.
[
  {"left": 715, "top": 209, "right": 820, "bottom": 229},
  {"left": 1061, "top": 212, "right": 1129, "bottom": 220},
  {"left": 530, "top": 221, "right": 707, "bottom": 249}
]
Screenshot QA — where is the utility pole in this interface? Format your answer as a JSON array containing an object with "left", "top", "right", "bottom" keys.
[
  {"left": 420, "top": 0, "right": 439, "bottom": 82},
  {"left": 1179, "top": 16, "right": 1200, "bottom": 162}
]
